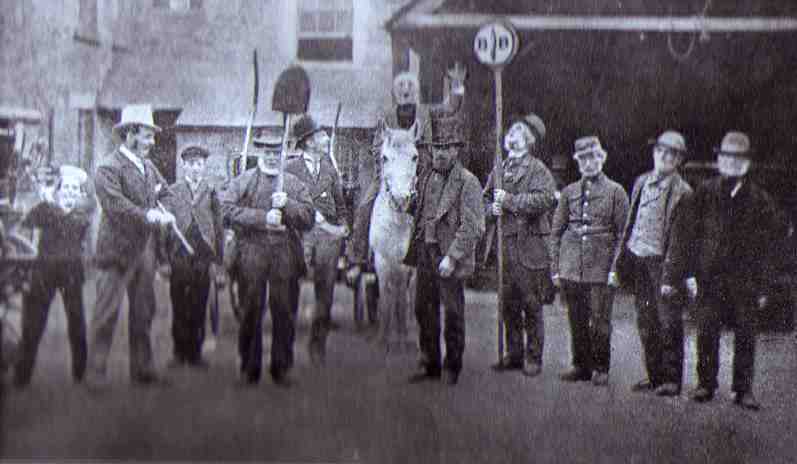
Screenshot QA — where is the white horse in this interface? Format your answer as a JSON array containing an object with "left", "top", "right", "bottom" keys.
[{"left": 369, "top": 124, "right": 419, "bottom": 352}]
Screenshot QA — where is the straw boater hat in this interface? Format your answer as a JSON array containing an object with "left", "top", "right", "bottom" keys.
[
  {"left": 112, "top": 104, "right": 161, "bottom": 139},
  {"left": 59, "top": 165, "right": 89, "bottom": 185},
  {"left": 573, "top": 136, "right": 607, "bottom": 159},
  {"left": 714, "top": 131, "right": 753, "bottom": 159},
  {"left": 648, "top": 130, "right": 687, "bottom": 155},
  {"left": 252, "top": 129, "right": 284, "bottom": 151}
]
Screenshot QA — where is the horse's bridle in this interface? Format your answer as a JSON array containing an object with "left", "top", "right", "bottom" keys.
[{"left": 383, "top": 176, "right": 415, "bottom": 213}]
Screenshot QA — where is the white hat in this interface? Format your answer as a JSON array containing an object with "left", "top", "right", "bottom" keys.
[
  {"left": 59, "top": 165, "right": 89, "bottom": 184},
  {"left": 112, "top": 104, "right": 161, "bottom": 138}
]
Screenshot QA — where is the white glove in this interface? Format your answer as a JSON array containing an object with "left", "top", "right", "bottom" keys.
[
  {"left": 685, "top": 277, "right": 698, "bottom": 299},
  {"left": 438, "top": 256, "right": 455, "bottom": 278},
  {"left": 271, "top": 192, "right": 288, "bottom": 209},
  {"left": 266, "top": 209, "right": 283, "bottom": 226},
  {"left": 146, "top": 209, "right": 163, "bottom": 224},
  {"left": 315, "top": 211, "right": 327, "bottom": 224},
  {"left": 491, "top": 203, "right": 503, "bottom": 216},
  {"left": 494, "top": 189, "right": 507, "bottom": 204}
]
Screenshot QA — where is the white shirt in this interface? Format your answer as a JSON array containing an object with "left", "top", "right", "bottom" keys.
[
  {"left": 303, "top": 153, "right": 320, "bottom": 177},
  {"left": 185, "top": 176, "right": 202, "bottom": 198},
  {"left": 119, "top": 145, "right": 146, "bottom": 176}
]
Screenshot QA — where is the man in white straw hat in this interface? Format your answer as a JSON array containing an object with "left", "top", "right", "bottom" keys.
[
  {"left": 86, "top": 104, "right": 176, "bottom": 389},
  {"left": 662, "top": 131, "right": 787, "bottom": 410},
  {"left": 611, "top": 130, "right": 693, "bottom": 397},
  {"left": 551, "top": 136, "right": 629, "bottom": 387}
]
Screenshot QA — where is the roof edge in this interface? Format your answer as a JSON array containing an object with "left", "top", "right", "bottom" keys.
[{"left": 385, "top": 0, "right": 447, "bottom": 31}]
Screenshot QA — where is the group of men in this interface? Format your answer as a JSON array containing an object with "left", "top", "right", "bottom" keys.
[{"left": 10, "top": 88, "right": 785, "bottom": 409}]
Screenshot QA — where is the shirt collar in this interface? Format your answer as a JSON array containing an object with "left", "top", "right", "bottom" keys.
[
  {"left": 119, "top": 145, "right": 145, "bottom": 173},
  {"left": 647, "top": 172, "right": 674, "bottom": 188}
]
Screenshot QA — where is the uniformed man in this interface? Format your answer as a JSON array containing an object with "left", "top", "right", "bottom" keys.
[
  {"left": 404, "top": 113, "right": 485, "bottom": 386},
  {"left": 611, "top": 131, "right": 692, "bottom": 396},
  {"left": 161, "top": 145, "right": 225, "bottom": 369},
  {"left": 551, "top": 136, "right": 629, "bottom": 386},
  {"left": 286, "top": 114, "right": 350, "bottom": 365},
  {"left": 483, "top": 113, "right": 557, "bottom": 377},
  {"left": 220, "top": 131, "right": 314, "bottom": 387}
]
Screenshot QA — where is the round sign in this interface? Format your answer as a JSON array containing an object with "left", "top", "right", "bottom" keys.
[{"left": 473, "top": 21, "right": 519, "bottom": 68}]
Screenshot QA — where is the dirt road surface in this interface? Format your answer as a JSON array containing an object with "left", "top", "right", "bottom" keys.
[{"left": 2, "top": 278, "right": 796, "bottom": 463}]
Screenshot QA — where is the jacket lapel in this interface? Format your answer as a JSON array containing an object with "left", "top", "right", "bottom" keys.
[
  {"left": 435, "top": 164, "right": 464, "bottom": 220},
  {"left": 503, "top": 155, "right": 531, "bottom": 186}
]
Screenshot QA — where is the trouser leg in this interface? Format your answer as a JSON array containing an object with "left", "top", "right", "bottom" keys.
[
  {"left": 14, "top": 274, "right": 56, "bottom": 385},
  {"left": 126, "top": 239, "right": 157, "bottom": 379},
  {"left": 414, "top": 244, "right": 441, "bottom": 374},
  {"left": 589, "top": 284, "right": 615, "bottom": 373},
  {"left": 522, "top": 270, "right": 545, "bottom": 365},
  {"left": 87, "top": 265, "right": 131, "bottom": 379},
  {"left": 238, "top": 270, "right": 267, "bottom": 382},
  {"left": 696, "top": 291, "right": 722, "bottom": 391},
  {"left": 61, "top": 279, "right": 87, "bottom": 382},
  {"left": 731, "top": 291, "right": 757, "bottom": 394},
  {"left": 185, "top": 266, "right": 210, "bottom": 363},
  {"left": 440, "top": 276, "right": 465, "bottom": 374},
  {"left": 502, "top": 277, "right": 524, "bottom": 364},
  {"left": 310, "top": 233, "right": 341, "bottom": 348},
  {"left": 269, "top": 275, "right": 300, "bottom": 376},
  {"left": 659, "top": 292, "right": 685, "bottom": 386},
  {"left": 169, "top": 272, "right": 190, "bottom": 362},
  {"left": 562, "top": 281, "right": 591, "bottom": 372},
  {"left": 633, "top": 256, "right": 664, "bottom": 384}
]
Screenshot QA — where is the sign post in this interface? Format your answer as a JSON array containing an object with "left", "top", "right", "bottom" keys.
[{"left": 474, "top": 20, "right": 519, "bottom": 364}]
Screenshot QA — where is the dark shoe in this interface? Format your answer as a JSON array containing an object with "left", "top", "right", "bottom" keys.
[
  {"left": 559, "top": 368, "right": 592, "bottom": 382},
  {"left": 271, "top": 370, "right": 294, "bottom": 388},
  {"left": 408, "top": 371, "right": 441, "bottom": 384},
  {"left": 133, "top": 372, "right": 170, "bottom": 387},
  {"left": 442, "top": 370, "right": 459, "bottom": 386},
  {"left": 592, "top": 371, "right": 609, "bottom": 386},
  {"left": 491, "top": 358, "right": 523, "bottom": 372},
  {"left": 188, "top": 358, "right": 210, "bottom": 370},
  {"left": 522, "top": 362, "right": 542, "bottom": 378},
  {"left": 734, "top": 392, "right": 761, "bottom": 411},
  {"left": 689, "top": 387, "right": 715, "bottom": 403},
  {"left": 328, "top": 320, "right": 341, "bottom": 331},
  {"left": 655, "top": 383, "right": 681, "bottom": 397},
  {"left": 631, "top": 379, "right": 658, "bottom": 393}
]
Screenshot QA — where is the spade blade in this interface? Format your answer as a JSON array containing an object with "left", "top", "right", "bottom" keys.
[{"left": 272, "top": 65, "right": 310, "bottom": 114}]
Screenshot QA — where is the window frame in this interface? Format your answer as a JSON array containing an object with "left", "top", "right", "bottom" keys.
[{"left": 296, "top": 0, "right": 355, "bottom": 65}]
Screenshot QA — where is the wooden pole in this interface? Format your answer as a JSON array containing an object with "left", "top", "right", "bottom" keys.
[{"left": 494, "top": 67, "right": 505, "bottom": 363}]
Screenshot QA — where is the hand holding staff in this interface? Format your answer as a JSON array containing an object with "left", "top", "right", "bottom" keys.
[{"left": 157, "top": 200, "right": 195, "bottom": 256}]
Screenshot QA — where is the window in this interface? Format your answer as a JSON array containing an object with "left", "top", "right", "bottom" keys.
[
  {"left": 153, "top": 0, "right": 203, "bottom": 12},
  {"left": 298, "top": 0, "right": 354, "bottom": 62}
]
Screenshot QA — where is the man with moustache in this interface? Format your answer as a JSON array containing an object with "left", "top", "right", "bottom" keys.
[
  {"left": 611, "top": 131, "right": 693, "bottom": 397},
  {"left": 662, "top": 131, "right": 786, "bottom": 410},
  {"left": 483, "top": 113, "right": 557, "bottom": 378},
  {"left": 551, "top": 136, "right": 629, "bottom": 387},
  {"left": 220, "top": 131, "right": 314, "bottom": 387},
  {"left": 86, "top": 104, "right": 176, "bottom": 389}
]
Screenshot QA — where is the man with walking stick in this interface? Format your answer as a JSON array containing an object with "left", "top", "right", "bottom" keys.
[{"left": 483, "top": 114, "right": 557, "bottom": 377}]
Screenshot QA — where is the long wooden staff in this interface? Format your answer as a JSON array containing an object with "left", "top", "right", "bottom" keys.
[{"left": 494, "top": 68, "right": 505, "bottom": 363}]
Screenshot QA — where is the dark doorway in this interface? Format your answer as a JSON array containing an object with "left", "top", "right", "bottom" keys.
[{"left": 152, "top": 110, "right": 181, "bottom": 184}]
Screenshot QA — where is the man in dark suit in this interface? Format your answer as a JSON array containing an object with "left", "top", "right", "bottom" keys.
[
  {"left": 662, "top": 131, "right": 786, "bottom": 410},
  {"left": 220, "top": 132, "right": 314, "bottom": 387},
  {"left": 611, "top": 131, "right": 693, "bottom": 397},
  {"left": 86, "top": 104, "right": 176, "bottom": 389},
  {"left": 404, "top": 113, "right": 485, "bottom": 386},
  {"left": 162, "top": 145, "right": 225, "bottom": 368},
  {"left": 551, "top": 136, "right": 629, "bottom": 387},
  {"left": 483, "top": 113, "right": 557, "bottom": 378},
  {"left": 286, "top": 114, "right": 350, "bottom": 365}
]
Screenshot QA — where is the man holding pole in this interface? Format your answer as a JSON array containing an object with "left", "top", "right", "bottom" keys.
[
  {"left": 286, "top": 114, "right": 350, "bottom": 366},
  {"left": 220, "top": 131, "right": 314, "bottom": 387},
  {"left": 404, "top": 114, "right": 484, "bottom": 386},
  {"left": 483, "top": 114, "right": 556, "bottom": 377},
  {"left": 86, "top": 104, "right": 176, "bottom": 389}
]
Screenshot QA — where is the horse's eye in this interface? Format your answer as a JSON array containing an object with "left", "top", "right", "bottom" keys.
[
  {"left": 382, "top": 155, "right": 388, "bottom": 163},
  {"left": 412, "top": 155, "right": 418, "bottom": 162}
]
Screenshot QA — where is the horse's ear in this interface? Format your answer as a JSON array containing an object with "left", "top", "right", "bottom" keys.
[
  {"left": 376, "top": 117, "right": 390, "bottom": 141},
  {"left": 409, "top": 121, "right": 422, "bottom": 143}
]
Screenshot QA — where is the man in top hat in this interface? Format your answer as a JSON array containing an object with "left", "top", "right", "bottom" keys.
[
  {"left": 286, "top": 113, "right": 350, "bottom": 365},
  {"left": 161, "top": 145, "right": 225, "bottom": 369},
  {"left": 220, "top": 128, "right": 314, "bottom": 386},
  {"left": 610, "top": 130, "right": 693, "bottom": 396},
  {"left": 661, "top": 131, "right": 786, "bottom": 409},
  {"left": 14, "top": 165, "right": 95, "bottom": 388},
  {"left": 483, "top": 113, "right": 557, "bottom": 378},
  {"left": 404, "top": 111, "right": 485, "bottom": 386},
  {"left": 551, "top": 136, "right": 629, "bottom": 386},
  {"left": 87, "top": 104, "right": 177, "bottom": 389}
]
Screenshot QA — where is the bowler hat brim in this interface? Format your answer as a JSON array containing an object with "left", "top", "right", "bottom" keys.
[{"left": 648, "top": 138, "right": 687, "bottom": 154}]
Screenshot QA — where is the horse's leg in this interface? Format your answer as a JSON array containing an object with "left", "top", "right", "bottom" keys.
[{"left": 373, "top": 252, "right": 393, "bottom": 351}]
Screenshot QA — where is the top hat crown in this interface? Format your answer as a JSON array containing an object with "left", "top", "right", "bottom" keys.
[{"left": 112, "top": 104, "right": 161, "bottom": 137}]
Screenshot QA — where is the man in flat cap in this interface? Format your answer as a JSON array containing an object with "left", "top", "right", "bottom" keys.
[
  {"left": 404, "top": 111, "right": 484, "bottom": 386},
  {"left": 286, "top": 114, "right": 350, "bottom": 365},
  {"left": 220, "top": 129, "right": 314, "bottom": 387},
  {"left": 551, "top": 136, "right": 629, "bottom": 386},
  {"left": 483, "top": 113, "right": 557, "bottom": 378},
  {"left": 662, "top": 131, "right": 786, "bottom": 409},
  {"left": 86, "top": 104, "right": 176, "bottom": 389},
  {"left": 161, "top": 145, "right": 225, "bottom": 369},
  {"left": 611, "top": 130, "right": 693, "bottom": 396}
]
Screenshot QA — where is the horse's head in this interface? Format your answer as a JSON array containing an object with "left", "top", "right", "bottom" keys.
[{"left": 379, "top": 122, "right": 419, "bottom": 213}]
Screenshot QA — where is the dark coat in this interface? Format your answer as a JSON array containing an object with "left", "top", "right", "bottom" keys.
[
  {"left": 482, "top": 154, "right": 557, "bottom": 270},
  {"left": 219, "top": 168, "right": 314, "bottom": 278},
  {"left": 611, "top": 171, "right": 692, "bottom": 282},
  {"left": 551, "top": 173, "right": 629, "bottom": 284},
  {"left": 285, "top": 154, "right": 350, "bottom": 226},
  {"left": 94, "top": 148, "right": 167, "bottom": 269},
  {"left": 161, "top": 179, "right": 225, "bottom": 265},
  {"left": 404, "top": 160, "right": 485, "bottom": 279},
  {"left": 662, "top": 176, "right": 787, "bottom": 294}
]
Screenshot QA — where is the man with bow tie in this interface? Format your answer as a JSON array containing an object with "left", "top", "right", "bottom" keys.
[
  {"left": 286, "top": 114, "right": 350, "bottom": 366},
  {"left": 661, "top": 131, "right": 787, "bottom": 410},
  {"left": 482, "top": 113, "right": 557, "bottom": 378},
  {"left": 161, "top": 145, "right": 225, "bottom": 369}
]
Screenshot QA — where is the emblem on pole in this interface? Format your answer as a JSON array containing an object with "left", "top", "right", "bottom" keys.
[{"left": 473, "top": 21, "right": 519, "bottom": 68}]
